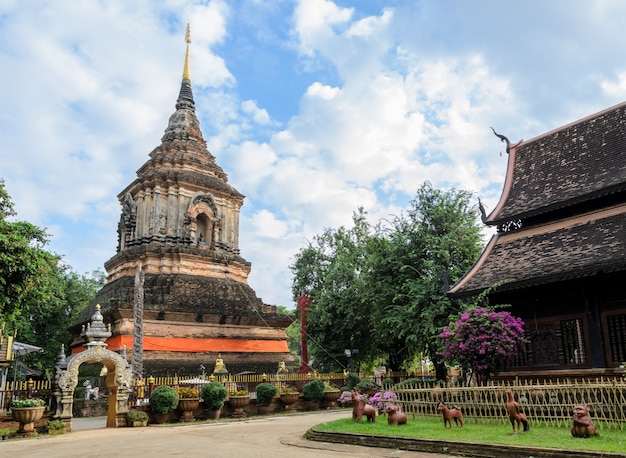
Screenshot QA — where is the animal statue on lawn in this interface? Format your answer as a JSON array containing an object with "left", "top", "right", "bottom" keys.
[
  {"left": 352, "top": 391, "right": 376, "bottom": 423},
  {"left": 505, "top": 389, "right": 530, "bottom": 433},
  {"left": 83, "top": 380, "right": 99, "bottom": 400},
  {"left": 571, "top": 405, "right": 598, "bottom": 438},
  {"left": 386, "top": 405, "right": 407, "bottom": 426},
  {"left": 438, "top": 402, "right": 463, "bottom": 428}
]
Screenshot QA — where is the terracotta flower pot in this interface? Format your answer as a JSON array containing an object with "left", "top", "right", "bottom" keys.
[
  {"left": 257, "top": 405, "right": 271, "bottom": 415},
  {"left": 178, "top": 398, "right": 200, "bottom": 422},
  {"left": 206, "top": 409, "right": 221, "bottom": 420},
  {"left": 229, "top": 395, "right": 249, "bottom": 418},
  {"left": 322, "top": 390, "right": 340, "bottom": 408},
  {"left": 151, "top": 412, "right": 170, "bottom": 424},
  {"left": 280, "top": 392, "right": 300, "bottom": 410},
  {"left": 304, "top": 401, "right": 319, "bottom": 411},
  {"left": 12, "top": 406, "right": 45, "bottom": 435}
]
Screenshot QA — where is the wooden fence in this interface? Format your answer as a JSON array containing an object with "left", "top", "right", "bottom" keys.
[
  {"left": 132, "top": 372, "right": 350, "bottom": 403},
  {"left": 1, "top": 379, "right": 52, "bottom": 411},
  {"left": 395, "top": 377, "right": 626, "bottom": 430}
]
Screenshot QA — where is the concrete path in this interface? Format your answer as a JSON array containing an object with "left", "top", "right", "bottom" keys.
[{"left": 0, "top": 410, "right": 451, "bottom": 458}]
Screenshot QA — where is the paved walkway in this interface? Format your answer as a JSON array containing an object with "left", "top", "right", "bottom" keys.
[{"left": 0, "top": 411, "right": 451, "bottom": 458}]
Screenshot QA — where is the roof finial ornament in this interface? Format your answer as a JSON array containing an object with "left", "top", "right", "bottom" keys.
[
  {"left": 491, "top": 127, "right": 511, "bottom": 155},
  {"left": 478, "top": 197, "right": 488, "bottom": 224},
  {"left": 183, "top": 21, "right": 191, "bottom": 81}
]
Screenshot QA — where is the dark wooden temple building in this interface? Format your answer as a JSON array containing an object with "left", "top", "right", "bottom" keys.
[
  {"left": 448, "top": 102, "right": 626, "bottom": 379},
  {"left": 70, "top": 28, "right": 291, "bottom": 376}
]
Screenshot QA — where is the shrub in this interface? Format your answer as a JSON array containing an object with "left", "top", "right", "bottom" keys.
[
  {"left": 149, "top": 385, "right": 179, "bottom": 414},
  {"left": 255, "top": 383, "right": 278, "bottom": 407},
  {"left": 439, "top": 306, "right": 525, "bottom": 381},
  {"left": 302, "top": 380, "right": 325, "bottom": 402},
  {"left": 47, "top": 419, "right": 65, "bottom": 431},
  {"left": 201, "top": 382, "right": 228, "bottom": 410},
  {"left": 368, "top": 391, "right": 398, "bottom": 410},
  {"left": 126, "top": 410, "right": 149, "bottom": 422},
  {"left": 393, "top": 378, "right": 423, "bottom": 389},
  {"left": 356, "top": 379, "right": 378, "bottom": 393},
  {"left": 337, "top": 390, "right": 354, "bottom": 404},
  {"left": 347, "top": 373, "right": 360, "bottom": 390}
]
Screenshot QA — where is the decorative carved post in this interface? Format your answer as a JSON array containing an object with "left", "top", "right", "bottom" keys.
[
  {"left": 131, "top": 263, "right": 144, "bottom": 380},
  {"left": 297, "top": 294, "right": 312, "bottom": 374}
]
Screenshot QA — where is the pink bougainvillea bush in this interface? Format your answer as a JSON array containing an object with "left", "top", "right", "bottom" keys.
[
  {"left": 439, "top": 307, "right": 526, "bottom": 382},
  {"left": 368, "top": 391, "right": 398, "bottom": 411}
]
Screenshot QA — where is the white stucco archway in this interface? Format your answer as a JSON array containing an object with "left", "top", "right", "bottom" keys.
[{"left": 53, "top": 347, "right": 133, "bottom": 430}]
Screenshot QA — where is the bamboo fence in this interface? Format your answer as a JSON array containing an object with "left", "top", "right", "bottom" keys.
[
  {"left": 2, "top": 374, "right": 625, "bottom": 430},
  {"left": 395, "top": 377, "right": 626, "bottom": 430}
]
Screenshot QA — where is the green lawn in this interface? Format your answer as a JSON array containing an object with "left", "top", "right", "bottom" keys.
[{"left": 315, "top": 416, "right": 626, "bottom": 454}]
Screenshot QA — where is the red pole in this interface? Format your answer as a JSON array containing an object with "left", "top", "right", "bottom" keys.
[{"left": 297, "top": 294, "right": 312, "bottom": 374}]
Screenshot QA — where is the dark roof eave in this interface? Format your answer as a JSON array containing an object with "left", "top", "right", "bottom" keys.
[
  {"left": 447, "top": 261, "right": 626, "bottom": 299},
  {"left": 490, "top": 183, "right": 626, "bottom": 226}
]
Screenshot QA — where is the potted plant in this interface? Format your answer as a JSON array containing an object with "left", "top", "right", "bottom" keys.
[
  {"left": 279, "top": 386, "right": 300, "bottom": 410},
  {"left": 201, "top": 381, "right": 228, "bottom": 420},
  {"left": 176, "top": 386, "right": 200, "bottom": 422},
  {"left": 302, "top": 380, "right": 325, "bottom": 410},
  {"left": 229, "top": 389, "right": 250, "bottom": 418},
  {"left": 255, "top": 383, "right": 278, "bottom": 414},
  {"left": 11, "top": 398, "right": 46, "bottom": 435},
  {"left": 356, "top": 379, "right": 379, "bottom": 396},
  {"left": 46, "top": 419, "right": 66, "bottom": 435},
  {"left": 126, "top": 409, "right": 149, "bottom": 427},
  {"left": 149, "top": 385, "right": 179, "bottom": 424},
  {"left": 322, "top": 381, "right": 341, "bottom": 408}
]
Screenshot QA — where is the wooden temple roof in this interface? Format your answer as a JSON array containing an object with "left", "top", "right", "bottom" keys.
[
  {"left": 449, "top": 204, "right": 626, "bottom": 297},
  {"left": 449, "top": 102, "right": 626, "bottom": 297},
  {"left": 486, "top": 101, "right": 626, "bottom": 226}
]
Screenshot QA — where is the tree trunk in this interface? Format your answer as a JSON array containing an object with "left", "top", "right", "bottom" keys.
[{"left": 434, "top": 361, "right": 448, "bottom": 382}]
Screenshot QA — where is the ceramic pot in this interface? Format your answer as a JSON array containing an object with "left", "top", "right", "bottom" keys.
[
  {"left": 12, "top": 406, "right": 45, "bottom": 435},
  {"left": 280, "top": 393, "right": 299, "bottom": 410},
  {"left": 206, "top": 409, "right": 221, "bottom": 420},
  {"left": 178, "top": 398, "right": 200, "bottom": 422}
]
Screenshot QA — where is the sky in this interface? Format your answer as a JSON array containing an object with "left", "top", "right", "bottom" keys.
[{"left": 2, "top": 0, "right": 626, "bottom": 309}]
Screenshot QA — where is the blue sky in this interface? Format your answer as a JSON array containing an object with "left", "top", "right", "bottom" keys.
[{"left": 2, "top": 0, "right": 626, "bottom": 308}]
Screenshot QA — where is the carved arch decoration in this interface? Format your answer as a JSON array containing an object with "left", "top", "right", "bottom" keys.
[
  {"left": 117, "top": 193, "right": 137, "bottom": 251},
  {"left": 187, "top": 192, "right": 222, "bottom": 248},
  {"left": 53, "top": 347, "right": 133, "bottom": 429},
  {"left": 190, "top": 193, "right": 218, "bottom": 217}
]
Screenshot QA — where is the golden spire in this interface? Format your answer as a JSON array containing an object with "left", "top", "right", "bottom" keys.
[{"left": 183, "top": 21, "right": 191, "bottom": 81}]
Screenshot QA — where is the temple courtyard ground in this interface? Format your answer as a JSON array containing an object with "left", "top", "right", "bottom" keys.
[
  {"left": 2, "top": 410, "right": 622, "bottom": 457},
  {"left": 1, "top": 410, "right": 447, "bottom": 458}
]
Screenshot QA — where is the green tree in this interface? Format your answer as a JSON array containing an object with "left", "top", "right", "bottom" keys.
[
  {"left": 289, "top": 183, "right": 484, "bottom": 376},
  {"left": 372, "top": 182, "right": 483, "bottom": 379},
  {"left": 0, "top": 179, "right": 55, "bottom": 324},
  {"left": 290, "top": 209, "right": 375, "bottom": 371},
  {"left": 1, "top": 179, "right": 104, "bottom": 378},
  {"left": 15, "top": 266, "right": 105, "bottom": 376}
]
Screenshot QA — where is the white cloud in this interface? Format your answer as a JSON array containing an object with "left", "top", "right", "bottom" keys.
[
  {"left": 601, "top": 72, "right": 626, "bottom": 99},
  {"left": 241, "top": 99, "right": 273, "bottom": 125},
  {"left": 3, "top": 0, "right": 626, "bottom": 310}
]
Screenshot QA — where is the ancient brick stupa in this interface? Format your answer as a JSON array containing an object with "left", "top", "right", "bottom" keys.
[{"left": 70, "top": 26, "right": 290, "bottom": 376}]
